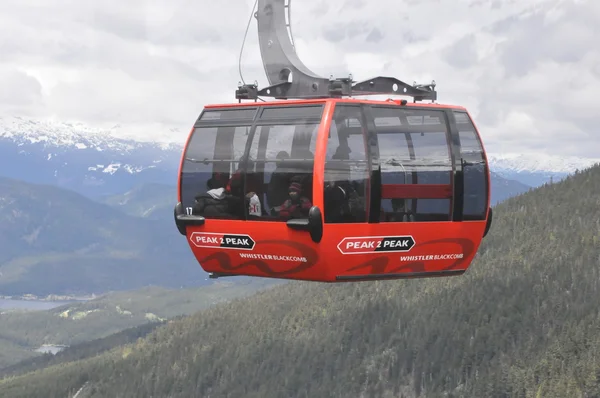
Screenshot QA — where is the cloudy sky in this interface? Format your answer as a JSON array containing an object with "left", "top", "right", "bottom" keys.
[{"left": 0, "top": 0, "right": 598, "bottom": 157}]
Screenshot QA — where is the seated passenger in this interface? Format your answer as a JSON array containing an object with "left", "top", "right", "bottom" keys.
[
  {"left": 279, "top": 182, "right": 312, "bottom": 220},
  {"left": 212, "top": 172, "right": 229, "bottom": 189},
  {"left": 193, "top": 179, "right": 231, "bottom": 217},
  {"left": 193, "top": 178, "right": 246, "bottom": 218},
  {"left": 286, "top": 149, "right": 314, "bottom": 199},
  {"left": 324, "top": 144, "right": 368, "bottom": 223},
  {"left": 324, "top": 151, "right": 356, "bottom": 222},
  {"left": 267, "top": 151, "right": 291, "bottom": 211},
  {"left": 227, "top": 156, "right": 261, "bottom": 195},
  {"left": 324, "top": 179, "right": 355, "bottom": 223},
  {"left": 324, "top": 143, "right": 353, "bottom": 201},
  {"left": 387, "top": 198, "right": 406, "bottom": 222}
]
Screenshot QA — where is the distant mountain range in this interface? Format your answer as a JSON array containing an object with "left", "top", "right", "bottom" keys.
[
  {"left": 2, "top": 115, "right": 597, "bottom": 201},
  {"left": 485, "top": 153, "right": 597, "bottom": 187},
  {"left": 0, "top": 116, "right": 180, "bottom": 199}
]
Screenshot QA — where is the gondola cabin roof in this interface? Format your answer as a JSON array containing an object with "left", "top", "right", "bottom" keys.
[{"left": 202, "top": 97, "right": 469, "bottom": 111}]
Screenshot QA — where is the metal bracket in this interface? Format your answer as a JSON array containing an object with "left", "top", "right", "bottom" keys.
[
  {"left": 351, "top": 77, "right": 436, "bottom": 102},
  {"left": 235, "top": 0, "right": 438, "bottom": 102}
]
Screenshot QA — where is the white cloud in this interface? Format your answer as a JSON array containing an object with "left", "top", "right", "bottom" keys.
[{"left": 0, "top": 0, "right": 598, "bottom": 158}]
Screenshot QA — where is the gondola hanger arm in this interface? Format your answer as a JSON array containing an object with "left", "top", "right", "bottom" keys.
[{"left": 235, "top": 0, "right": 437, "bottom": 102}]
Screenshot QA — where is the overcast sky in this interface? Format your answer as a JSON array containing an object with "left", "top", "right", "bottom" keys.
[{"left": 0, "top": 0, "right": 598, "bottom": 157}]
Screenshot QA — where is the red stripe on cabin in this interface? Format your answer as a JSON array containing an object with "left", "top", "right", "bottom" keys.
[{"left": 381, "top": 184, "right": 452, "bottom": 199}]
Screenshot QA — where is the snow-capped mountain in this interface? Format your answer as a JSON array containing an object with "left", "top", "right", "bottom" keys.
[
  {"left": 486, "top": 153, "right": 599, "bottom": 174},
  {"left": 0, "top": 116, "right": 183, "bottom": 198},
  {"left": 1, "top": 116, "right": 597, "bottom": 199},
  {"left": 486, "top": 153, "right": 600, "bottom": 187}
]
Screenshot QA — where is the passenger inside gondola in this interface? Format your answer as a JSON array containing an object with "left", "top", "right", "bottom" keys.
[
  {"left": 192, "top": 177, "right": 243, "bottom": 218},
  {"left": 323, "top": 107, "right": 369, "bottom": 224},
  {"left": 227, "top": 156, "right": 260, "bottom": 196},
  {"left": 267, "top": 150, "right": 292, "bottom": 213},
  {"left": 324, "top": 145, "right": 354, "bottom": 223},
  {"left": 278, "top": 179, "right": 312, "bottom": 220},
  {"left": 227, "top": 155, "right": 266, "bottom": 217}
]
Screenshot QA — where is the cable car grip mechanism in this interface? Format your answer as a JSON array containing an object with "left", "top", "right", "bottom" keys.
[{"left": 235, "top": 0, "right": 437, "bottom": 102}]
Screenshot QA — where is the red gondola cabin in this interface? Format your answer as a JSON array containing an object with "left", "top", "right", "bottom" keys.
[{"left": 174, "top": 98, "right": 492, "bottom": 282}]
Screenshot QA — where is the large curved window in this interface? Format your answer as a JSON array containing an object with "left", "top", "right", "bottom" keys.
[
  {"left": 246, "top": 122, "right": 319, "bottom": 221},
  {"left": 371, "top": 106, "right": 454, "bottom": 222},
  {"left": 323, "top": 105, "right": 369, "bottom": 224},
  {"left": 181, "top": 125, "right": 251, "bottom": 220},
  {"left": 454, "top": 111, "right": 488, "bottom": 220},
  {"left": 180, "top": 105, "right": 323, "bottom": 221}
]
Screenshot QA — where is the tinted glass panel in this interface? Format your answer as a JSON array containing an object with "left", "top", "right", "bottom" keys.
[
  {"left": 260, "top": 105, "right": 324, "bottom": 120},
  {"left": 181, "top": 125, "right": 251, "bottom": 219},
  {"left": 371, "top": 107, "right": 453, "bottom": 222},
  {"left": 454, "top": 111, "right": 487, "bottom": 220},
  {"left": 199, "top": 108, "right": 257, "bottom": 121},
  {"left": 245, "top": 122, "right": 319, "bottom": 221},
  {"left": 323, "top": 105, "right": 369, "bottom": 224}
]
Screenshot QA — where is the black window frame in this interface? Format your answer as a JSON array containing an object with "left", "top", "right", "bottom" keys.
[
  {"left": 322, "top": 103, "right": 374, "bottom": 224},
  {"left": 197, "top": 107, "right": 259, "bottom": 122},
  {"left": 450, "top": 110, "right": 489, "bottom": 221},
  {"left": 363, "top": 104, "right": 457, "bottom": 223}
]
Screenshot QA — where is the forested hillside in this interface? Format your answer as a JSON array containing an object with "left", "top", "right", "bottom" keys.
[
  {"left": 0, "top": 176, "right": 202, "bottom": 295},
  {"left": 1, "top": 164, "right": 599, "bottom": 398}
]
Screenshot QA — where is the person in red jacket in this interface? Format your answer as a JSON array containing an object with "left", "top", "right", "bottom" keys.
[
  {"left": 278, "top": 181, "right": 312, "bottom": 220},
  {"left": 226, "top": 156, "right": 261, "bottom": 196}
]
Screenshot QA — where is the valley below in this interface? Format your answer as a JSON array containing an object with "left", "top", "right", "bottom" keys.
[{"left": 0, "top": 279, "right": 282, "bottom": 371}]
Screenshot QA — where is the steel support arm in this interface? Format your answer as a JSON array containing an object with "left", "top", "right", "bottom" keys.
[{"left": 235, "top": 0, "right": 437, "bottom": 102}]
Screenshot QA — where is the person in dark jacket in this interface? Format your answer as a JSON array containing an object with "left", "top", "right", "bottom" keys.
[
  {"left": 227, "top": 156, "right": 261, "bottom": 196},
  {"left": 193, "top": 178, "right": 243, "bottom": 218},
  {"left": 324, "top": 178, "right": 357, "bottom": 223},
  {"left": 278, "top": 181, "right": 312, "bottom": 220},
  {"left": 267, "top": 151, "right": 291, "bottom": 211},
  {"left": 323, "top": 144, "right": 359, "bottom": 223}
]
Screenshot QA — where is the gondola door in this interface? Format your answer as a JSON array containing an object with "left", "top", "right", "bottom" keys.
[{"left": 320, "top": 103, "right": 480, "bottom": 281}]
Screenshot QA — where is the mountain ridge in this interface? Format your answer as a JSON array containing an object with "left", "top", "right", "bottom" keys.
[
  {"left": 0, "top": 116, "right": 181, "bottom": 197},
  {"left": 0, "top": 116, "right": 181, "bottom": 150},
  {"left": 485, "top": 153, "right": 600, "bottom": 174}
]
